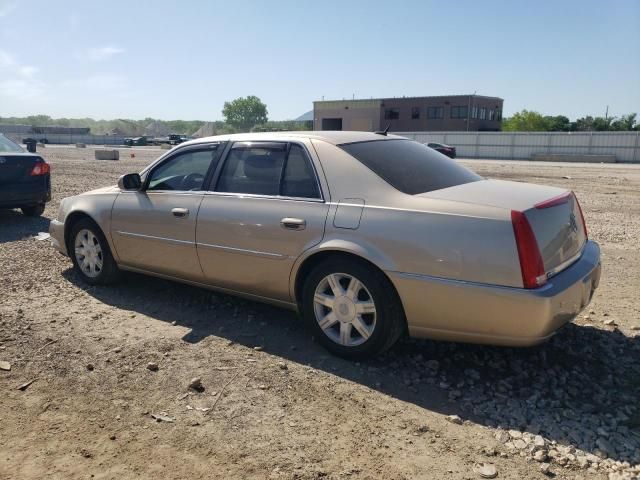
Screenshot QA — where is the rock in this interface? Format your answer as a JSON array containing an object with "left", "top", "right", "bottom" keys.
[
  {"left": 445, "top": 415, "right": 463, "bottom": 425},
  {"left": 278, "top": 362, "right": 288, "bottom": 370},
  {"left": 630, "top": 325, "right": 640, "bottom": 331},
  {"left": 188, "top": 377, "right": 204, "bottom": 392},
  {"left": 539, "top": 462, "right": 552, "bottom": 475},
  {"left": 17, "top": 379, "right": 36, "bottom": 391},
  {"left": 604, "top": 319, "right": 617, "bottom": 326},
  {"left": 513, "top": 439, "right": 527, "bottom": 449},
  {"left": 109, "top": 434, "right": 116, "bottom": 440},
  {"left": 533, "top": 435, "right": 546, "bottom": 448},
  {"left": 253, "top": 346, "right": 263, "bottom": 351},
  {"left": 151, "top": 412, "right": 174, "bottom": 423},
  {"left": 86, "top": 363, "right": 94, "bottom": 371},
  {"left": 495, "top": 430, "right": 510, "bottom": 443},
  {"left": 0, "top": 360, "right": 11, "bottom": 371},
  {"left": 171, "top": 321, "right": 177, "bottom": 326},
  {"left": 146, "top": 362, "right": 159, "bottom": 372},
  {"left": 533, "top": 450, "right": 548, "bottom": 462},
  {"left": 508, "top": 429, "right": 523, "bottom": 439},
  {"left": 474, "top": 463, "right": 497, "bottom": 479}
]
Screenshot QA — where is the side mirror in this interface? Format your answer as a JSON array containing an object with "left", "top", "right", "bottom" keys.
[{"left": 117, "top": 173, "right": 142, "bottom": 191}]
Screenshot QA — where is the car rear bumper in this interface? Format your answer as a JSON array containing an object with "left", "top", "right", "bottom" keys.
[
  {"left": 0, "top": 179, "right": 51, "bottom": 208},
  {"left": 49, "top": 219, "right": 67, "bottom": 255},
  {"left": 388, "top": 240, "right": 601, "bottom": 346}
]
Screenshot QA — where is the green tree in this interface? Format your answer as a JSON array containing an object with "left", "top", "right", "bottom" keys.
[
  {"left": 501, "top": 110, "right": 550, "bottom": 131},
  {"left": 544, "top": 115, "right": 571, "bottom": 132},
  {"left": 222, "top": 95, "right": 268, "bottom": 132},
  {"left": 610, "top": 113, "right": 637, "bottom": 131}
]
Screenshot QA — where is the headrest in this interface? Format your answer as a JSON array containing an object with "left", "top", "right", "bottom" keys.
[{"left": 243, "top": 154, "right": 282, "bottom": 180}]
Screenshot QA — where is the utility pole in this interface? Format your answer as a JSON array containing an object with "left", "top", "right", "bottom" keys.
[{"left": 605, "top": 105, "right": 609, "bottom": 120}]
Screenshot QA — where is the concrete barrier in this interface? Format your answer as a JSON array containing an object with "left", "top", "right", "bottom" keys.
[
  {"left": 95, "top": 149, "right": 120, "bottom": 161},
  {"left": 532, "top": 153, "right": 616, "bottom": 163},
  {"left": 75, "top": 143, "right": 86, "bottom": 148}
]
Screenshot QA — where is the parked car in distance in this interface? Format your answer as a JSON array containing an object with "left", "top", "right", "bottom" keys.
[
  {"left": 168, "top": 134, "right": 188, "bottom": 145},
  {"left": 0, "top": 134, "right": 51, "bottom": 216},
  {"left": 426, "top": 142, "right": 456, "bottom": 158},
  {"left": 124, "top": 136, "right": 148, "bottom": 147},
  {"left": 50, "top": 131, "right": 600, "bottom": 358}
]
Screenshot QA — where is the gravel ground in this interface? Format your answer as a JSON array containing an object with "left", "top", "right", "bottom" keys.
[{"left": 1, "top": 146, "right": 639, "bottom": 480}]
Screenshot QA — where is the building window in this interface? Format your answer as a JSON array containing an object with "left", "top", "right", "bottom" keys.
[
  {"left": 471, "top": 106, "right": 478, "bottom": 119},
  {"left": 489, "top": 109, "right": 495, "bottom": 121},
  {"left": 450, "top": 106, "right": 468, "bottom": 119},
  {"left": 496, "top": 110, "right": 502, "bottom": 121},
  {"left": 411, "top": 107, "right": 420, "bottom": 119},
  {"left": 426, "top": 106, "right": 443, "bottom": 119},
  {"left": 384, "top": 108, "right": 400, "bottom": 120},
  {"left": 479, "top": 108, "right": 486, "bottom": 120}
]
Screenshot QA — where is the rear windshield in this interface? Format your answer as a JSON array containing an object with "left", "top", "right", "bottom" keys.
[
  {"left": 0, "top": 135, "right": 24, "bottom": 153},
  {"left": 340, "top": 139, "right": 481, "bottom": 195}
]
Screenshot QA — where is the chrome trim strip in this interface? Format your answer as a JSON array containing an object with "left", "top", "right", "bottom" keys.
[
  {"left": 196, "top": 241, "right": 287, "bottom": 259},
  {"left": 202, "top": 191, "right": 324, "bottom": 203},
  {"left": 388, "top": 270, "right": 551, "bottom": 292},
  {"left": 546, "top": 246, "right": 584, "bottom": 279},
  {"left": 115, "top": 230, "right": 194, "bottom": 246}
]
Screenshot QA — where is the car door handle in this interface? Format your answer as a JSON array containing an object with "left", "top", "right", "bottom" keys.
[
  {"left": 281, "top": 217, "right": 306, "bottom": 230},
  {"left": 172, "top": 208, "right": 189, "bottom": 218}
]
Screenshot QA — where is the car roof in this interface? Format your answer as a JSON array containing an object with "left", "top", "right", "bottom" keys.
[{"left": 180, "top": 131, "right": 407, "bottom": 147}]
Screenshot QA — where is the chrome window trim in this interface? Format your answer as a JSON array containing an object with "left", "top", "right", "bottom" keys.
[
  {"left": 545, "top": 244, "right": 585, "bottom": 279},
  {"left": 202, "top": 190, "right": 325, "bottom": 204}
]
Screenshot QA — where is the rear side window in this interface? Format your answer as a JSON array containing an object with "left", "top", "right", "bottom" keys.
[
  {"left": 339, "top": 139, "right": 481, "bottom": 195},
  {"left": 0, "top": 135, "right": 23, "bottom": 153},
  {"left": 216, "top": 142, "right": 321, "bottom": 199}
]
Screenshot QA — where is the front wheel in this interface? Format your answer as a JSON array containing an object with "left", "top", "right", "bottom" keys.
[
  {"left": 69, "top": 218, "right": 120, "bottom": 285},
  {"left": 301, "top": 258, "right": 405, "bottom": 359}
]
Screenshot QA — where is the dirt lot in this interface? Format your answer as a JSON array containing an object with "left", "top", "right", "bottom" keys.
[{"left": 1, "top": 146, "right": 639, "bottom": 480}]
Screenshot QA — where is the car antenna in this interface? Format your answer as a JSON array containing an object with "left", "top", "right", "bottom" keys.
[{"left": 374, "top": 124, "right": 391, "bottom": 136}]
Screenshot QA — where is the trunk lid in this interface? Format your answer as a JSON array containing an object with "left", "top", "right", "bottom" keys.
[
  {"left": 0, "top": 154, "right": 41, "bottom": 184},
  {"left": 420, "top": 179, "right": 587, "bottom": 278}
]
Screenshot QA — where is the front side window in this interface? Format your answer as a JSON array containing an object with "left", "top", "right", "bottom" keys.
[
  {"left": 411, "top": 107, "right": 420, "bottom": 119},
  {"left": 216, "top": 142, "right": 320, "bottom": 199},
  {"left": 147, "top": 145, "right": 222, "bottom": 191},
  {"left": 340, "top": 139, "right": 481, "bottom": 195},
  {"left": 384, "top": 108, "right": 400, "bottom": 120}
]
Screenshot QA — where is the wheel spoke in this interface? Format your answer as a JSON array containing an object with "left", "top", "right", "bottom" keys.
[
  {"left": 339, "top": 322, "right": 352, "bottom": 345},
  {"left": 355, "top": 300, "right": 376, "bottom": 315},
  {"left": 345, "top": 277, "right": 362, "bottom": 300},
  {"left": 326, "top": 274, "right": 345, "bottom": 297},
  {"left": 314, "top": 292, "right": 334, "bottom": 309},
  {"left": 352, "top": 316, "right": 372, "bottom": 340},
  {"left": 318, "top": 311, "right": 338, "bottom": 330}
]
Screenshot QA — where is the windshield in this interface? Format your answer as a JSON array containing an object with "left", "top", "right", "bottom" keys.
[
  {"left": 339, "top": 139, "right": 481, "bottom": 195},
  {"left": 0, "top": 134, "right": 25, "bottom": 153}
]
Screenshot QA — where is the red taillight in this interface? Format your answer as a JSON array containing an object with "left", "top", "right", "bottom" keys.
[
  {"left": 30, "top": 161, "right": 50, "bottom": 176},
  {"left": 534, "top": 191, "right": 571, "bottom": 209},
  {"left": 573, "top": 192, "right": 588, "bottom": 239},
  {"left": 511, "top": 210, "right": 547, "bottom": 289}
]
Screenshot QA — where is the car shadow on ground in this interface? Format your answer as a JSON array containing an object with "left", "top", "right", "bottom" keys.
[
  {"left": 63, "top": 269, "right": 640, "bottom": 465},
  {"left": 0, "top": 210, "right": 50, "bottom": 244}
]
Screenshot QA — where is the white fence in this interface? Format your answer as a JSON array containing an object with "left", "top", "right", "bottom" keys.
[{"left": 396, "top": 131, "right": 640, "bottom": 163}]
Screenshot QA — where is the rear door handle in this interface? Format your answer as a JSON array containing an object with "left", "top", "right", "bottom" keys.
[
  {"left": 281, "top": 217, "right": 306, "bottom": 230},
  {"left": 172, "top": 208, "right": 189, "bottom": 218}
]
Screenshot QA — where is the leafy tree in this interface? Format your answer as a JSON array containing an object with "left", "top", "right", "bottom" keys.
[
  {"left": 501, "top": 110, "right": 549, "bottom": 131},
  {"left": 222, "top": 95, "right": 268, "bottom": 132},
  {"left": 544, "top": 115, "right": 571, "bottom": 132},
  {"left": 610, "top": 113, "right": 637, "bottom": 131}
]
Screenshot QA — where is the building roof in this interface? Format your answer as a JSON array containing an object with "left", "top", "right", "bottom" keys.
[
  {"left": 314, "top": 94, "right": 504, "bottom": 105},
  {"left": 181, "top": 131, "right": 404, "bottom": 147}
]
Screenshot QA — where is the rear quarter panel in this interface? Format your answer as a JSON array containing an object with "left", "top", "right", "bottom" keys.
[{"left": 308, "top": 139, "right": 523, "bottom": 288}]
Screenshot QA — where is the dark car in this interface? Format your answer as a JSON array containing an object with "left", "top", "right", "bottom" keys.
[
  {"left": 168, "top": 134, "right": 188, "bottom": 145},
  {"left": 124, "top": 136, "right": 148, "bottom": 147},
  {"left": 0, "top": 134, "right": 51, "bottom": 216},
  {"left": 426, "top": 142, "right": 456, "bottom": 159}
]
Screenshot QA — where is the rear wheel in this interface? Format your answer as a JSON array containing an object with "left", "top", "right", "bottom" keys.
[
  {"left": 301, "top": 258, "right": 404, "bottom": 359},
  {"left": 21, "top": 203, "right": 45, "bottom": 217},
  {"left": 69, "top": 218, "right": 120, "bottom": 285}
]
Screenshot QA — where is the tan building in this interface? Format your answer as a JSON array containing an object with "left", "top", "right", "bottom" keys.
[{"left": 314, "top": 95, "right": 503, "bottom": 132}]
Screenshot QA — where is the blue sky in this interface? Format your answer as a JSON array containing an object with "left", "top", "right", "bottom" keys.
[{"left": 1, "top": 0, "right": 638, "bottom": 121}]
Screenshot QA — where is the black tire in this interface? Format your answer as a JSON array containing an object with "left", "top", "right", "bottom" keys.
[
  {"left": 301, "top": 257, "right": 405, "bottom": 359},
  {"left": 69, "top": 218, "right": 120, "bottom": 285},
  {"left": 21, "top": 203, "right": 45, "bottom": 217}
]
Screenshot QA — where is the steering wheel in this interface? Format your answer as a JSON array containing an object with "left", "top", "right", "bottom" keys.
[{"left": 181, "top": 173, "right": 205, "bottom": 191}]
